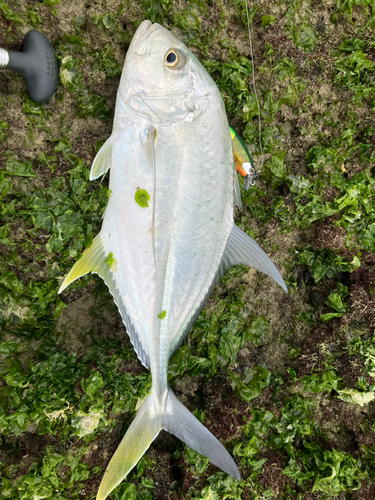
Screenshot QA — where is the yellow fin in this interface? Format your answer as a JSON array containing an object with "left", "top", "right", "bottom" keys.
[
  {"left": 59, "top": 235, "right": 151, "bottom": 369},
  {"left": 90, "top": 137, "right": 112, "bottom": 181},
  {"left": 96, "top": 394, "right": 162, "bottom": 500},
  {"left": 58, "top": 234, "right": 108, "bottom": 294}
]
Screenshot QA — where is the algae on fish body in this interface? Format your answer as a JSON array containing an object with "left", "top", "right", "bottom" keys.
[
  {"left": 134, "top": 188, "right": 150, "bottom": 208},
  {"left": 157, "top": 310, "right": 166, "bottom": 320},
  {"left": 1, "top": 0, "right": 375, "bottom": 498}
]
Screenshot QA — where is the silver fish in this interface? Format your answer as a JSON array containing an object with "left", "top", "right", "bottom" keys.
[{"left": 59, "top": 20, "right": 287, "bottom": 500}]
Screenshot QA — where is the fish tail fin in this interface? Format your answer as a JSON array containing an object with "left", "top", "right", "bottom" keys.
[
  {"left": 96, "top": 388, "right": 241, "bottom": 500},
  {"left": 163, "top": 388, "right": 241, "bottom": 481},
  {"left": 96, "top": 393, "right": 162, "bottom": 500}
]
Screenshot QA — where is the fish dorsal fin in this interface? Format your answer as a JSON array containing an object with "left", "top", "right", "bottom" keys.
[
  {"left": 172, "top": 224, "right": 286, "bottom": 356},
  {"left": 233, "top": 162, "right": 242, "bottom": 210},
  {"left": 58, "top": 234, "right": 150, "bottom": 368},
  {"left": 90, "top": 137, "right": 112, "bottom": 180},
  {"left": 222, "top": 224, "right": 287, "bottom": 291}
]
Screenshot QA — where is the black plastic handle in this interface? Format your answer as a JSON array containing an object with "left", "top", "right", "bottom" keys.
[{"left": 7, "top": 30, "right": 58, "bottom": 104}]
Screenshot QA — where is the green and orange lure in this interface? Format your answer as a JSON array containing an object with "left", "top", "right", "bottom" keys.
[{"left": 230, "top": 126, "right": 258, "bottom": 189}]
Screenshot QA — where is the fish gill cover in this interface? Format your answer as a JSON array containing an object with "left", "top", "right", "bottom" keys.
[{"left": 0, "top": 0, "right": 375, "bottom": 499}]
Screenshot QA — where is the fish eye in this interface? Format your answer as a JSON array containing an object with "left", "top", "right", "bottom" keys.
[
  {"left": 164, "top": 49, "right": 185, "bottom": 69},
  {"left": 166, "top": 51, "right": 177, "bottom": 65}
]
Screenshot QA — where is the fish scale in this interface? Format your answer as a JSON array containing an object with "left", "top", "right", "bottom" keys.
[{"left": 58, "top": 20, "right": 287, "bottom": 500}]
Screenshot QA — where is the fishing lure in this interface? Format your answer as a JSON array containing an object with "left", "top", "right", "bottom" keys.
[{"left": 230, "top": 125, "right": 258, "bottom": 188}]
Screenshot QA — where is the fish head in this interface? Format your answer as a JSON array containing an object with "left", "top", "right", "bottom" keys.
[{"left": 118, "top": 20, "right": 218, "bottom": 124}]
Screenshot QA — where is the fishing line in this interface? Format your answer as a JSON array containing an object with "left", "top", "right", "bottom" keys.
[{"left": 244, "top": 0, "right": 264, "bottom": 175}]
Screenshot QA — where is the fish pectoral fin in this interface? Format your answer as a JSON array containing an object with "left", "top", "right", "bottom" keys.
[
  {"left": 164, "top": 389, "right": 241, "bottom": 481},
  {"left": 58, "top": 234, "right": 108, "bottom": 293},
  {"left": 223, "top": 224, "right": 287, "bottom": 292},
  {"left": 90, "top": 137, "right": 112, "bottom": 180},
  {"left": 97, "top": 394, "right": 161, "bottom": 500}
]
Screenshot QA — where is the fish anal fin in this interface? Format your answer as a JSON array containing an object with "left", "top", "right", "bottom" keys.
[
  {"left": 58, "top": 235, "right": 151, "bottom": 369},
  {"left": 58, "top": 234, "right": 108, "bottom": 294},
  {"left": 223, "top": 224, "right": 287, "bottom": 291},
  {"left": 90, "top": 137, "right": 112, "bottom": 181}
]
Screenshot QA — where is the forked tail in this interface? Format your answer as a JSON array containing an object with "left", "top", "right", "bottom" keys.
[{"left": 96, "top": 388, "right": 240, "bottom": 500}]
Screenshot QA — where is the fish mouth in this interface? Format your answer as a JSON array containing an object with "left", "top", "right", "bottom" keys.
[
  {"left": 121, "top": 93, "right": 196, "bottom": 125},
  {"left": 132, "top": 20, "right": 152, "bottom": 42},
  {"left": 131, "top": 20, "right": 161, "bottom": 55}
]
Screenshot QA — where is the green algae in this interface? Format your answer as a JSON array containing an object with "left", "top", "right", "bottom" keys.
[
  {"left": 134, "top": 188, "right": 150, "bottom": 208},
  {"left": 105, "top": 252, "right": 117, "bottom": 270}
]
